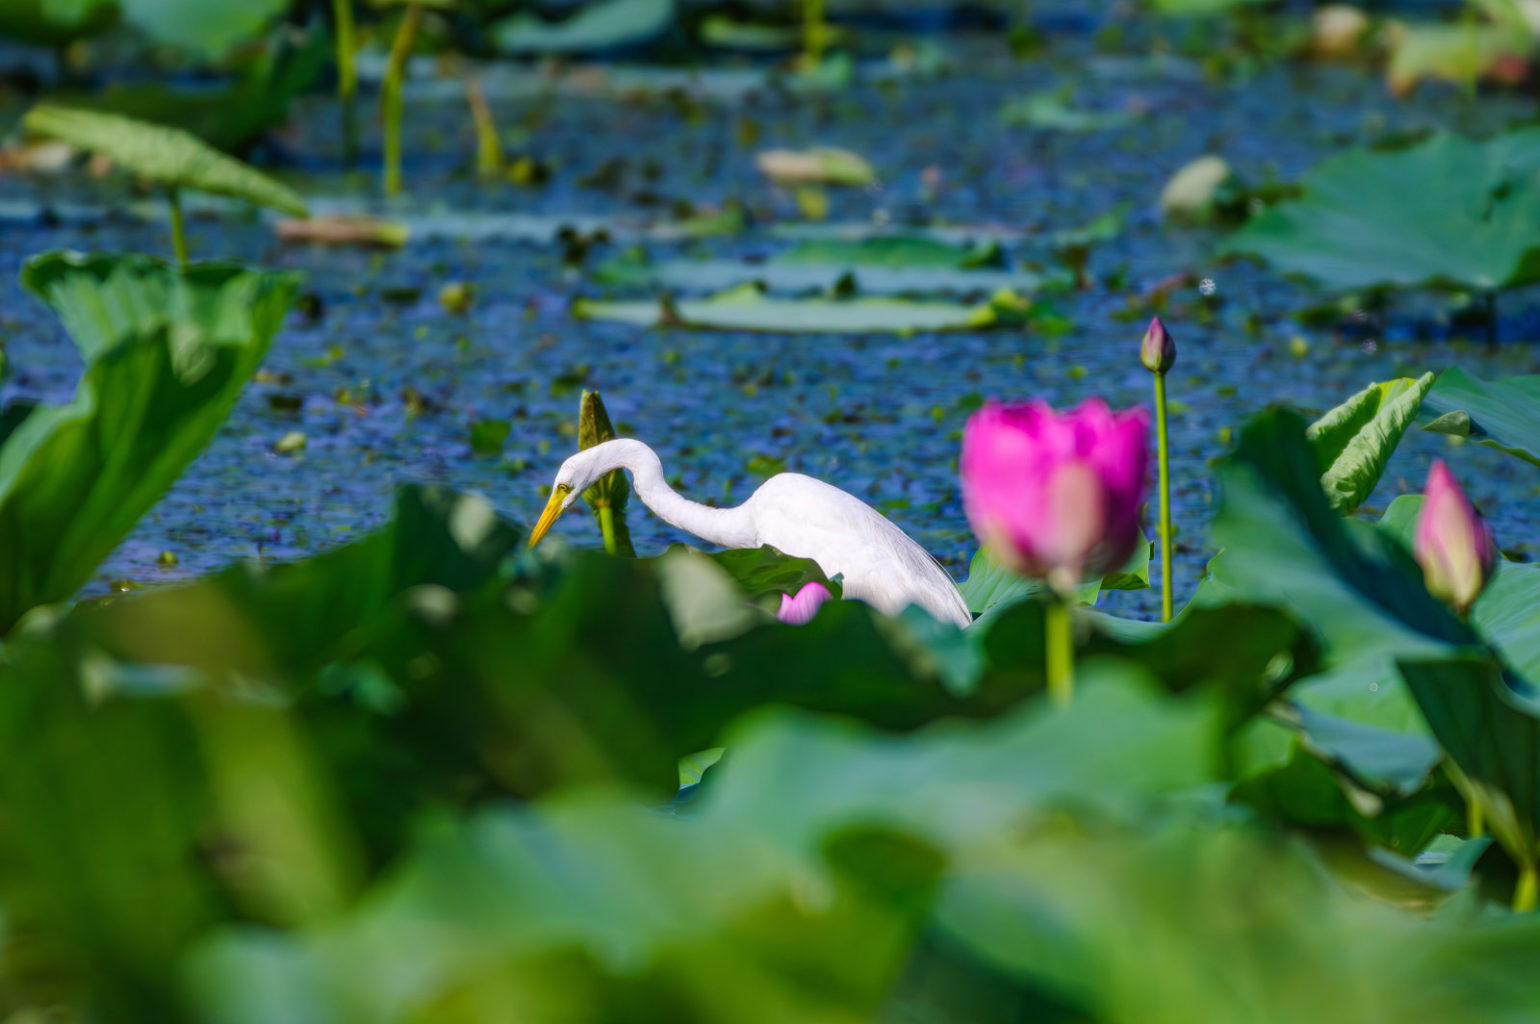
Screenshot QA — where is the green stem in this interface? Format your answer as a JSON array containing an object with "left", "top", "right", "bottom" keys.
[
  {"left": 333, "top": 0, "right": 358, "bottom": 166},
  {"left": 382, "top": 3, "right": 422, "bottom": 198},
  {"left": 1045, "top": 598, "right": 1074, "bottom": 707},
  {"left": 1468, "top": 798, "right": 1485, "bottom": 839},
  {"left": 598, "top": 505, "right": 619, "bottom": 556},
  {"left": 167, "top": 187, "right": 188, "bottom": 267},
  {"left": 804, "top": 0, "right": 826, "bottom": 68},
  {"left": 1154, "top": 370, "right": 1173, "bottom": 623},
  {"left": 1515, "top": 861, "right": 1538, "bottom": 913}
]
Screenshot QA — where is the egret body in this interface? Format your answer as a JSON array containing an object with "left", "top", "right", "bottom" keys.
[{"left": 529, "top": 439, "right": 972, "bottom": 628}]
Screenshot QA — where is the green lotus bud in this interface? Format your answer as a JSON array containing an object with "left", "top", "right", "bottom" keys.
[{"left": 1140, "top": 315, "right": 1176, "bottom": 374}]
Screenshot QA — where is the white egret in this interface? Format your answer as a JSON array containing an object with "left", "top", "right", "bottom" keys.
[{"left": 528, "top": 439, "right": 973, "bottom": 628}]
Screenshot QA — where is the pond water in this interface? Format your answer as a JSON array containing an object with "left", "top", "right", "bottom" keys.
[{"left": 2, "top": 18, "right": 1538, "bottom": 619}]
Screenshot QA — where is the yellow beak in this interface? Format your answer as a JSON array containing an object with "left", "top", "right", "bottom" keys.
[{"left": 528, "top": 490, "right": 567, "bottom": 548}]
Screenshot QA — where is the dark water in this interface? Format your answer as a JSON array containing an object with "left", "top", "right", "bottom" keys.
[{"left": 2, "top": 24, "right": 1538, "bottom": 619}]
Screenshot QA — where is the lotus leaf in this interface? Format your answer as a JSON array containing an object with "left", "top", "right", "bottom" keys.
[
  {"left": 1221, "top": 130, "right": 1540, "bottom": 292},
  {"left": 1422, "top": 366, "right": 1540, "bottom": 467},
  {"left": 0, "top": 251, "right": 297, "bottom": 634}
]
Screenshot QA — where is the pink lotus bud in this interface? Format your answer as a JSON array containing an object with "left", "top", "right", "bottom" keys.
[
  {"left": 962, "top": 398, "right": 1150, "bottom": 593},
  {"left": 777, "top": 581, "right": 833, "bottom": 625},
  {"left": 1140, "top": 315, "right": 1176, "bottom": 374},
  {"left": 1415, "top": 459, "right": 1497, "bottom": 616}
]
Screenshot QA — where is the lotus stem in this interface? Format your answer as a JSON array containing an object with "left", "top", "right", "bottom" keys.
[
  {"left": 1469, "top": 799, "right": 1484, "bottom": 839},
  {"left": 333, "top": 0, "right": 358, "bottom": 166},
  {"left": 804, "top": 0, "right": 826, "bottom": 68},
  {"left": 598, "top": 505, "right": 620, "bottom": 555},
  {"left": 1045, "top": 598, "right": 1074, "bottom": 707},
  {"left": 1516, "top": 861, "right": 1538, "bottom": 913},
  {"left": 466, "top": 75, "right": 501, "bottom": 178},
  {"left": 1154, "top": 370, "right": 1173, "bottom": 622},
  {"left": 167, "top": 187, "right": 189, "bottom": 267},
  {"left": 382, "top": 3, "right": 423, "bottom": 197}
]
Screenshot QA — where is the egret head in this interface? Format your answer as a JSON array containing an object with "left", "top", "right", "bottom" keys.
[{"left": 528, "top": 444, "right": 630, "bottom": 548}]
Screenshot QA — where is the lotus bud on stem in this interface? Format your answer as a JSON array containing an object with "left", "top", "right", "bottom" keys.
[
  {"left": 382, "top": 3, "right": 424, "bottom": 197},
  {"left": 1141, "top": 316, "right": 1176, "bottom": 622},
  {"left": 578, "top": 390, "right": 636, "bottom": 557},
  {"left": 1414, "top": 463, "right": 1497, "bottom": 837},
  {"left": 1415, "top": 459, "right": 1497, "bottom": 619},
  {"left": 167, "top": 186, "right": 188, "bottom": 267},
  {"left": 332, "top": 0, "right": 358, "bottom": 165},
  {"left": 961, "top": 399, "right": 1150, "bottom": 707}
]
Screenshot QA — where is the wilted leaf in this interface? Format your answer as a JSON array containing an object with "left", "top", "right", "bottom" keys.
[{"left": 756, "top": 146, "right": 877, "bottom": 187}]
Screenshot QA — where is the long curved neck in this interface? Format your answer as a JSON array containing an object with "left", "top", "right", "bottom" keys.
[{"left": 596, "top": 440, "right": 758, "bottom": 549}]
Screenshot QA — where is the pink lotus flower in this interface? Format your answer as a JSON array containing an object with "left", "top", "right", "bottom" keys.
[
  {"left": 777, "top": 581, "right": 833, "bottom": 625},
  {"left": 1415, "top": 459, "right": 1497, "bottom": 616},
  {"left": 962, "top": 398, "right": 1150, "bottom": 592}
]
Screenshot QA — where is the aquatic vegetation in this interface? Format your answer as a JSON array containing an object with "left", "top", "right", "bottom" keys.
[
  {"left": 573, "top": 281, "right": 1056, "bottom": 333},
  {"left": 8, "top": 1, "right": 1540, "bottom": 1018},
  {"left": 0, "top": 252, "right": 297, "bottom": 634},
  {"left": 1422, "top": 367, "right": 1540, "bottom": 467},
  {"left": 1221, "top": 129, "right": 1540, "bottom": 295},
  {"left": 21, "top": 106, "right": 307, "bottom": 264},
  {"left": 493, "top": 0, "right": 675, "bottom": 55}
]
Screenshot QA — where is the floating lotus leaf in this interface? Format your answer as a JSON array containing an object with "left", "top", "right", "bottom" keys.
[
  {"left": 1221, "top": 130, "right": 1540, "bottom": 292},
  {"left": 573, "top": 282, "right": 1046, "bottom": 334}
]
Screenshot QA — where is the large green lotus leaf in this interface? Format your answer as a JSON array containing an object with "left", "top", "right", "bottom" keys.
[
  {"left": 0, "top": 252, "right": 297, "bottom": 634},
  {"left": 116, "top": 0, "right": 289, "bottom": 60},
  {"left": 494, "top": 0, "right": 674, "bottom": 54},
  {"left": 574, "top": 283, "right": 1044, "bottom": 334},
  {"left": 1421, "top": 365, "right": 1540, "bottom": 467},
  {"left": 935, "top": 817, "right": 1540, "bottom": 1024},
  {"left": 1220, "top": 130, "right": 1540, "bottom": 292},
  {"left": 184, "top": 666, "right": 1219, "bottom": 1024},
  {"left": 1306, "top": 373, "right": 1433, "bottom": 513},
  {"left": 23, "top": 105, "right": 307, "bottom": 215}
]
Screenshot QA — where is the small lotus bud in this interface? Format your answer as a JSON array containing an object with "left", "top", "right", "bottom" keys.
[
  {"left": 1415, "top": 460, "right": 1497, "bottom": 616},
  {"left": 1140, "top": 316, "right": 1176, "bottom": 374}
]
